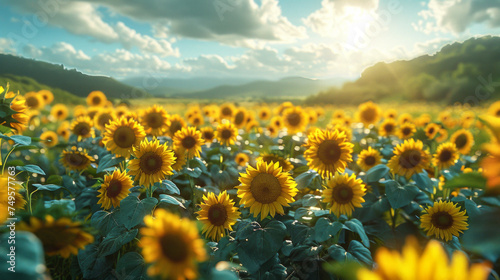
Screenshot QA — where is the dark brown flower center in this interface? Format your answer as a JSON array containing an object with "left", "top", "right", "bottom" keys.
[
  {"left": 97, "top": 113, "right": 113, "bottom": 128},
  {"left": 454, "top": 134, "right": 468, "bottom": 149},
  {"left": 221, "top": 129, "right": 232, "bottom": 140},
  {"left": 361, "top": 108, "right": 376, "bottom": 122},
  {"left": 364, "top": 156, "right": 376, "bottom": 166},
  {"left": 439, "top": 149, "right": 452, "bottom": 163},
  {"left": 160, "top": 233, "right": 189, "bottom": 262},
  {"left": 26, "top": 96, "right": 39, "bottom": 108},
  {"left": 402, "top": 127, "right": 412, "bottom": 136},
  {"left": 317, "top": 140, "right": 342, "bottom": 164},
  {"left": 169, "top": 120, "right": 183, "bottom": 135},
  {"left": 250, "top": 173, "right": 282, "bottom": 204},
  {"left": 113, "top": 126, "right": 136, "bottom": 148},
  {"left": 73, "top": 123, "right": 90, "bottom": 136},
  {"left": 431, "top": 211, "right": 454, "bottom": 229},
  {"left": 145, "top": 112, "right": 163, "bottom": 129},
  {"left": 203, "top": 131, "right": 214, "bottom": 140},
  {"left": 384, "top": 124, "right": 394, "bottom": 133},
  {"left": 92, "top": 96, "right": 101, "bottom": 105},
  {"left": 234, "top": 111, "right": 245, "bottom": 125},
  {"left": 106, "top": 179, "right": 122, "bottom": 198},
  {"left": 208, "top": 204, "right": 228, "bottom": 226},
  {"left": 286, "top": 112, "right": 301, "bottom": 126},
  {"left": 65, "top": 153, "right": 89, "bottom": 167},
  {"left": 221, "top": 107, "right": 232, "bottom": 116},
  {"left": 35, "top": 226, "right": 78, "bottom": 254},
  {"left": 181, "top": 136, "right": 196, "bottom": 149},
  {"left": 139, "top": 152, "right": 163, "bottom": 174},
  {"left": 57, "top": 110, "right": 63, "bottom": 116},
  {"left": 399, "top": 149, "right": 422, "bottom": 169},
  {"left": 332, "top": 184, "right": 354, "bottom": 204}
]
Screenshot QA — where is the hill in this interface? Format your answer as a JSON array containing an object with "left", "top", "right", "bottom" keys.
[
  {"left": 0, "top": 54, "right": 149, "bottom": 100},
  {"left": 305, "top": 36, "right": 500, "bottom": 105}
]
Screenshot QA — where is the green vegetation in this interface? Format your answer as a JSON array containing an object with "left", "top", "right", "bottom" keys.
[{"left": 306, "top": 36, "right": 500, "bottom": 105}]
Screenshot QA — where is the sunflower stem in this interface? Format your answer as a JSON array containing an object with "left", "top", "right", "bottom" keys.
[{"left": 1, "top": 145, "right": 16, "bottom": 175}]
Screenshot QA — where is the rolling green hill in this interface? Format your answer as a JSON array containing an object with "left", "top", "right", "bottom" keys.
[
  {"left": 0, "top": 54, "right": 150, "bottom": 100},
  {"left": 306, "top": 36, "right": 500, "bottom": 105}
]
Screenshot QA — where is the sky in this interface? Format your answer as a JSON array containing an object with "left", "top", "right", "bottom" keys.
[{"left": 0, "top": 0, "right": 499, "bottom": 80}]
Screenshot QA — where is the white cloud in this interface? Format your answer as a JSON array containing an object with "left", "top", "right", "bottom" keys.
[
  {"left": 0, "top": 38, "right": 16, "bottom": 54},
  {"left": 414, "top": 0, "right": 500, "bottom": 34}
]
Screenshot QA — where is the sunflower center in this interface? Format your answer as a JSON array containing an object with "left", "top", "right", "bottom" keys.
[
  {"left": 146, "top": 112, "right": 163, "bottom": 129},
  {"left": 139, "top": 152, "right": 163, "bottom": 174},
  {"left": 73, "top": 123, "right": 90, "bottom": 136},
  {"left": 203, "top": 131, "right": 214, "bottom": 140},
  {"left": 181, "top": 136, "right": 196, "bottom": 149},
  {"left": 169, "top": 120, "right": 182, "bottom": 135},
  {"left": 250, "top": 173, "right": 282, "bottom": 204},
  {"left": 428, "top": 127, "right": 435, "bottom": 134},
  {"left": 454, "top": 134, "right": 468, "bottom": 149},
  {"left": 402, "top": 127, "right": 412, "bottom": 136},
  {"left": 65, "top": 153, "right": 88, "bottom": 167},
  {"left": 332, "top": 184, "right": 354, "bottom": 204},
  {"left": 234, "top": 112, "right": 245, "bottom": 125},
  {"left": 431, "top": 211, "right": 454, "bottom": 229},
  {"left": 92, "top": 96, "right": 101, "bottom": 105},
  {"left": 361, "top": 108, "right": 376, "bottom": 122},
  {"left": 98, "top": 114, "right": 113, "bottom": 128},
  {"left": 113, "top": 126, "right": 136, "bottom": 148},
  {"left": 221, "top": 129, "right": 232, "bottom": 140},
  {"left": 286, "top": 113, "right": 301, "bottom": 126},
  {"left": 399, "top": 150, "right": 422, "bottom": 169},
  {"left": 26, "top": 97, "right": 39, "bottom": 108},
  {"left": 384, "top": 124, "right": 394, "bottom": 133},
  {"left": 439, "top": 149, "right": 452, "bottom": 163},
  {"left": 35, "top": 226, "right": 78, "bottom": 254},
  {"left": 106, "top": 179, "right": 123, "bottom": 198},
  {"left": 275, "top": 120, "right": 281, "bottom": 127},
  {"left": 496, "top": 110, "right": 500, "bottom": 117},
  {"left": 57, "top": 110, "right": 63, "bottom": 116},
  {"left": 317, "top": 140, "right": 342, "bottom": 164},
  {"left": 364, "top": 156, "right": 376, "bottom": 166},
  {"left": 221, "top": 107, "right": 232, "bottom": 116},
  {"left": 160, "top": 233, "right": 189, "bottom": 263},
  {"left": 208, "top": 204, "right": 228, "bottom": 226}
]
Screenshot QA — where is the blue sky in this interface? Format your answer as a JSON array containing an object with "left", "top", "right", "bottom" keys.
[{"left": 0, "top": 0, "right": 499, "bottom": 80}]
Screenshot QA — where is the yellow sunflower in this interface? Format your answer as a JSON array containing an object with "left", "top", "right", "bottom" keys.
[
  {"left": 215, "top": 122, "right": 238, "bottom": 146},
  {"left": 304, "top": 129, "right": 353, "bottom": 178},
  {"left": 97, "top": 170, "right": 134, "bottom": 210},
  {"left": 384, "top": 109, "right": 397, "bottom": 119},
  {"left": 258, "top": 106, "right": 271, "bottom": 120},
  {"left": 398, "top": 113, "right": 413, "bottom": 124},
  {"left": 461, "top": 111, "right": 475, "bottom": 128},
  {"left": 420, "top": 200, "right": 468, "bottom": 241},
  {"left": 235, "top": 153, "right": 249, "bottom": 167},
  {"left": 0, "top": 175, "right": 26, "bottom": 224},
  {"left": 436, "top": 128, "right": 448, "bottom": 143},
  {"left": 266, "top": 124, "right": 279, "bottom": 137},
  {"left": 141, "top": 105, "right": 170, "bottom": 136},
  {"left": 38, "top": 89, "right": 54, "bottom": 105},
  {"left": 487, "top": 100, "right": 500, "bottom": 118},
  {"left": 86, "top": 90, "right": 108, "bottom": 107},
  {"left": 327, "top": 123, "right": 353, "bottom": 141},
  {"left": 220, "top": 103, "right": 235, "bottom": 120},
  {"left": 128, "top": 138, "right": 175, "bottom": 187},
  {"left": 397, "top": 122, "right": 416, "bottom": 139},
  {"left": 173, "top": 127, "right": 205, "bottom": 159},
  {"left": 196, "top": 191, "right": 240, "bottom": 241},
  {"left": 237, "top": 161, "right": 298, "bottom": 220},
  {"left": 270, "top": 116, "right": 283, "bottom": 129},
  {"left": 24, "top": 92, "right": 45, "bottom": 110},
  {"left": 378, "top": 119, "right": 397, "bottom": 137},
  {"left": 283, "top": 106, "right": 308, "bottom": 134},
  {"left": 102, "top": 117, "right": 146, "bottom": 158},
  {"left": 60, "top": 147, "right": 95, "bottom": 171},
  {"left": 4, "top": 92, "right": 29, "bottom": 132},
  {"left": 425, "top": 123, "right": 441, "bottom": 139},
  {"left": 387, "top": 139, "right": 430, "bottom": 178},
  {"left": 432, "top": 142, "right": 459, "bottom": 170},
  {"left": 200, "top": 126, "right": 215, "bottom": 144},
  {"left": 87, "top": 107, "right": 100, "bottom": 119},
  {"left": 140, "top": 209, "right": 207, "bottom": 280},
  {"left": 40, "top": 131, "right": 59, "bottom": 148},
  {"left": 70, "top": 116, "right": 95, "bottom": 140},
  {"left": 357, "top": 147, "right": 382, "bottom": 171},
  {"left": 356, "top": 101, "right": 381, "bottom": 127},
  {"left": 167, "top": 114, "right": 187, "bottom": 138},
  {"left": 357, "top": 236, "right": 491, "bottom": 280},
  {"left": 257, "top": 153, "right": 293, "bottom": 172},
  {"left": 18, "top": 215, "right": 94, "bottom": 258},
  {"left": 322, "top": 173, "right": 366, "bottom": 217},
  {"left": 233, "top": 108, "right": 248, "bottom": 129},
  {"left": 332, "top": 110, "right": 345, "bottom": 120},
  {"left": 50, "top": 104, "right": 68, "bottom": 121},
  {"left": 188, "top": 114, "right": 204, "bottom": 127},
  {"left": 171, "top": 148, "right": 187, "bottom": 172},
  {"left": 450, "top": 129, "right": 474, "bottom": 155},
  {"left": 57, "top": 121, "right": 71, "bottom": 141},
  {"left": 114, "top": 105, "right": 129, "bottom": 119},
  {"left": 93, "top": 109, "right": 116, "bottom": 131},
  {"left": 73, "top": 105, "right": 87, "bottom": 118}
]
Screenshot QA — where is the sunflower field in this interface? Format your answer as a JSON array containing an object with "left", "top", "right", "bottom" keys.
[{"left": 1, "top": 85, "right": 500, "bottom": 280}]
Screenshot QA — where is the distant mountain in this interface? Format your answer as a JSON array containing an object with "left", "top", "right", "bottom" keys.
[
  {"left": 0, "top": 54, "right": 149, "bottom": 100},
  {"left": 306, "top": 36, "right": 500, "bottom": 105}
]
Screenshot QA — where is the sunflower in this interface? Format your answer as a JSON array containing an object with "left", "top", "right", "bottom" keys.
[
  {"left": 398, "top": 113, "right": 413, "bottom": 124},
  {"left": 93, "top": 109, "right": 116, "bottom": 131},
  {"left": 140, "top": 209, "right": 207, "bottom": 280},
  {"left": 266, "top": 124, "right": 279, "bottom": 137},
  {"left": 171, "top": 148, "right": 187, "bottom": 172},
  {"left": 357, "top": 147, "right": 382, "bottom": 171},
  {"left": 215, "top": 122, "right": 238, "bottom": 146},
  {"left": 233, "top": 108, "right": 248, "bottom": 129},
  {"left": 128, "top": 138, "right": 175, "bottom": 187},
  {"left": 57, "top": 121, "right": 71, "bottom": 141},
  {"left": 18, "top": 215, "right": 94, "bottom": 258},
  {"left": 24, "top": 92, "right": 45, "bottom": 110},
  {"left": 332, "top": 110, "right": 345, "bottom": 120},
  {"left": 97, "top": 170, "right": 134, "bottom": 210},
  {"left": 0, "top": 175, "right": 26, "bottom": 223},
  {"left": 40, "top": 131, "right": 59, "bottom": 148},
  {"left": 86, "top": 90, "right": 108, "bottom": 107},
  {"left": 141, "top": 105, "right": 170, "bottom": 136},
  {"left": 425, "top": 123, "right": 441, "bottom": 139},
  {"left": 196, "top": 191, "right": 240, "bottom": 241},
  {"left": 356, "top": 101, "right": 381, "bottom": 127},
  {"left": 73, "top": 105, "right": 87, "bottom": 118},
  {"left": 237, "top": 161, "right": 298, "bottom": 220},
  {"left": 200, "top": 126, "right": 215, "bottom": 144},
  {"left": 87, "top": 107, "right": 100, "bottom": 119},
  {"left": 461, "top": 111, "right": 475, "bottom": 128},
  {"left": 167, "top": 114, "right": 187, "bottom": 137},
  {"left": 436, "top": 128, "right": 448, "bottom": 143},
  {"left": 220, "top": 103, "right": 235, "bottom": 120},
  {"left": 173, "top": 127, "right": 204, "bottom": 159},
  {"left": 276, "top": 101, "right": 293, "bottom": 116},
  {"left": 420, "top": 200, "right": 468, "bottom": 241},
  {"left": 283, "top": 106, "right": 308, "bottom": 134},
  {"left": 70, "top": 116, "right": 95, "bottom": 140},
  {"left": 307, "top": 110, "right": 317, "bottom": 125},
  {"left": 115, "top": 105, "right": 129, "bottom": 119},
  {"left": 387, "top": 139, "right": 430, "bottom": 178},
  {"left": 384, "top": 109, "right": 397, "bottom": 119},
  {"left": 488, "top": 101, "right": 500, "bottom": 118},
  {"left": 60, "top": 146, "right": 95, "bottom": 171},
  {"left": 322, "top": 173, "right": 366, "bottom": 217},
  {"left": 432, "top": 142, "right": 459, "bottom": 170},
  {"left": 188, "top": 114, "right": 204, "bottom": 127},
  {"left": 257, "top": 153, "right": 293, "bottom": 172},
  {"left": 378, "top": 119, "right": 397, "bottom": 137},
  {"left": 416, "top": 113, "right": 432, "bottom": 127},
  {"left": 270, "top": 116, "right": 283, "bottom": 129},
  {"left": 4, "top": 91, "right": 29, "bottom": 132},
  {"left": 397, "top": 122, "right": 416, "bottom": 139},
  {"left": 235, "top": 153, "right": 249, "bottom": 167},
  {"left": 38, "top": 89, "right": 54, "bottom": 104},
  {"left": 102, "top": 117, "right": 146, "bottom": 158},
  {"left": 328, "top": 122, "right": 353, "bottom": 141},
  {"left": 50, "top": 104, "right": 68, "bottom": 121},
  {"left": 357, "top": 236, "right": 491, "bottom": 280},
  {"left": 450, "top": 129, "right": 474, "bottom": 155},
  {"left": 304, "top": 129, "right": 353, "bottom": 178},
  {"left": 258, "top": 106, "right": 271, "bottom": 120}
]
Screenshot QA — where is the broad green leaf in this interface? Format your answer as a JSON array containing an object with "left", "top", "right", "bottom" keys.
[
  {"left": 385, "top": 180, "right": 418, "bottom": 209},
  {"left": 159, "top": 180, "right": 180, "bottom": 195},
  {"left": 118, "top": 196, "right": 158, "bottom": 230},
  {"left": 17, "top": 165, "right": 45, "bottom": 175},
  {"left": 314, "top": 218, "right": 343, "bottom": 243},
  {"left": 366, "top": 164, "right": 390, "bottom": 183},
  {"left": 442, "top": 172, "right": 487, "bottom": 190},
  {"left": 115, "top": 252, "right": 147, "bottom": 280},
  {"left": 0, "top": 232, "right": 45, "bottom": 279},
  {"left": 347, "top": 240, "right": 373, "bottom": 266},
  {"left": 344, "top": 219, "right": 370, "bottom": 247},
  {"left": 32, "top": 183, "right": 62, "bottom": 192},
  {"left": 98, "top": 226, "right": 138, "bottom": 257}
]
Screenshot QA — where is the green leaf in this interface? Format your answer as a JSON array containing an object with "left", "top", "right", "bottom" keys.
[
  {"left": 184, "top": 167, "right": 202, "bottom": 178},
  {"left": 78, "top": 241, "right": 111, "bottom": 279},
  {"left": 160, "top": 180, "right": 180, "bottom": 195},
  {"left": 328, "top": 244, "right": 355, "bottom": 262},
  {"left": 208, "top": 268, "right": 239, "bottom": 280},
  {"left": 13, "top": 145, "right": 38, "bottom": 152},
  {"left": 0, "top": 232, "right": 45, "bottom": 279},
  {"left": 96, "top": 154, "right": 124, "bottom": 174},
  {"left": 442, "top": 172, "right": 487, "bottom": 190},
  {"left": 17, "top": 165, "right": 45, "bottom": 175},
  {"left": 9, "top": 135, "right": 31, "bottom": 146},
  {"left": 0, "top": 124, "right": 12, "bottom": 134},
  {"left": 295, "top": 170, "right": 320, "bottom": 190},
  {"left": 366, "top": 164, "right": 390, "bottom": 183},
  {"left": 91, "top": 211, "right": 119, "bottom": 235},
  {"left": 117, "top": 196, "right": 158, "bottom": 230},
  {"left": 385, "top": 180, "right": 418, "bottom": 209},
  {"left": 347, "top": 240, "right": 373, "bottom": 266},
  {"left": 114, "top": 252, "right": 147, "bottom": 280},
  {"left": 314, "top": 218, "right": 343, "bottom": 243},
  {"left": 32, "top": 183, "right": 62, "bottom": 192},
  {"left": 344, "top": 219, "right": 370, "bottom": 247},
  {"left": 98, "top": 226, "right": 138, "bottom": 257},
  {"left": 412, "top": 171, "right": 433, "bottom": 192},
  {"left": 159, "top": 194, "right": 185, "bottom": 209}
]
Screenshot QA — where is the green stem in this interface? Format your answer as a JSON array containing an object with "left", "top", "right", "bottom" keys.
[{"left": 2, "top": 146, "right": 16, "bottom": 175}]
